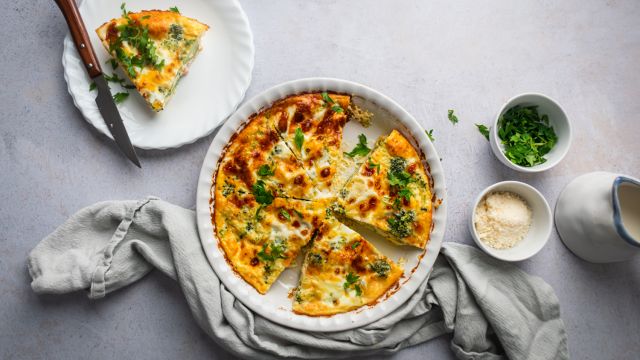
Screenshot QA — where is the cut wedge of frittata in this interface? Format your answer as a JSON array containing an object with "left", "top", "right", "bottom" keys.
[
  {"left": 293, "top": 220, "right": 403, "bottom": 315},
  {"left": 266, "top": 93, "right": 351, "bottom": 199},
  {"left": 337, "top": 130, "right": 433, "bottom": 249},
  {"left": 96, "top": 9, "right": 209, "bottom": 111},
  {"left": 215, "top": 197, "right": 324, "bottom": 294}
]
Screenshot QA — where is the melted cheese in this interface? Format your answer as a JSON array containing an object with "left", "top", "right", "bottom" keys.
[{"left": 95, "top": 10, "right": 209, "bottom": 111}]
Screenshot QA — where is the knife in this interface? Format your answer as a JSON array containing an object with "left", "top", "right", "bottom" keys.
[{"left": 54, "top": 0, "right": 141, "bottom": 168}]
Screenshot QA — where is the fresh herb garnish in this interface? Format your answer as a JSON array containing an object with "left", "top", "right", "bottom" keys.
[
  {"left": 251, "top": 180, "right": 274, "bottom": 205},
  {"left": 344, "top": 134, "right": 371, "bottom": 158},
  {"left": 447, "top": 109, "right": 458, "bottom": 124},
  {"left": 387, "top": 209, "right": 416, "bottom": 238},
  {"left": 369, "top": 260, "right": 391, "bottom": 278},
  {"left": 279, "top": 209, "right": 291, "bottom": 221},
  {"left": 322, "top": 92, "right": 344, "bottom": 113},
  {"left": 343, "top": 272, "right": 362, "bottom": 296},
  {"left": 112, "top": 92, "right": 129, "bottom": 104},
  {"left": 169, "top": 6, "right": 180, "bottom": 13},
  {"left": 498, "top": 105, "right": 557, "bottom": 167},
  {"left": 89, "top": 82, "right": 97, "bottom": 91},
  {"left": 368, "top": 159, "right": 380, "bottom": 174},
  {"left": 351, "top": 241, "right": 361, "bottom": 250},
  {"left": 257, "top": 164, "right": 275, "bottom": 177},
  {"left": 257, "top": 240, "right": 287, "bottom": 263},
  {"left": 476, "top": 124, "right": 490, "bottom": 141},
  {"left": 221, "top": 182, "right": 235, "bottom": 197},
  {"left": 425, "top": 129, "right": 435, "bottom": 142},
  {"left": 294, "top": 127, "right": 304, "bottom": 150},
  {"left": 109, "top": 3, "right": 165, "bottom": 78},
  {"left": 105, "top": 58, "right": 119, "bottom": 70}
]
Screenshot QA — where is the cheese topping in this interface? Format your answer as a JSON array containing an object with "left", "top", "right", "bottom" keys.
[{"left": 474, "top": 191, "right": 532, "bottom": 249}]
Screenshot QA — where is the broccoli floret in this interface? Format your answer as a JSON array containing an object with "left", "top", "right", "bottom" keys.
[
  {"left": 387, "top": 209, "right": 415, "bottom": 238},
  {"left": 369, "top": 259, "right": 391, "bottom": 278}
]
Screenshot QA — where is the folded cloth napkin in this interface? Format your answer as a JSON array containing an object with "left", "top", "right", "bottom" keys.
[{"left": 27, "top": 198, "right": 568, "bottom": 359}]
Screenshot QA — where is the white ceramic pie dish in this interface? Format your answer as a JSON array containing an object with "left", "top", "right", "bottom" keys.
[
  {"left": 62, "top": 0, "right": 254, "bottom": 149},
  {"left": 195, "top": 78, "right": 447, "bottom": 332}
]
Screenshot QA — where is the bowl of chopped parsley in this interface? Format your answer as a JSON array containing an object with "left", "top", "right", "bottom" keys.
[{"left": 490, "top": 93, "right": 572, "bottom": 172}]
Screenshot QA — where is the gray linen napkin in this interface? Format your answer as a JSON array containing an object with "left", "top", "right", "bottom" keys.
[{"left": 27, "top": 197, "right": 568, "bottom": 359}]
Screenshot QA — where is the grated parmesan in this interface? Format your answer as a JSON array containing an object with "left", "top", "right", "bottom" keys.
[{"left": 474, "top": 191, "right": 532, "bottom": 249}]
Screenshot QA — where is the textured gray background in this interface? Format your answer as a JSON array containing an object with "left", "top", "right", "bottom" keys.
[{"left": 1, "top": 0, "right": 639, "bottom": 359}]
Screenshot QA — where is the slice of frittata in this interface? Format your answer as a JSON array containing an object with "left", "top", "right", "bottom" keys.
[{"left": 96, "top": 9, "right": 209, "bottom": 111}]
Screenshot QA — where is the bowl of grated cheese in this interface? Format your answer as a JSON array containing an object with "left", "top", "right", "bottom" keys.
[{"left": 469, "top": 181, "right": 552, "bottom": 262}]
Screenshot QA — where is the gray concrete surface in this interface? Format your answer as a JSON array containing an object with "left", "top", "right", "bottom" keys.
[{"left": 1, "top": 0, "right": 639, "bottom": 359}]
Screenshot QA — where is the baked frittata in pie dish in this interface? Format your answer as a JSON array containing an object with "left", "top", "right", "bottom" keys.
[{"left": 212, "top": 93, "right": 433, "bottom": 315}]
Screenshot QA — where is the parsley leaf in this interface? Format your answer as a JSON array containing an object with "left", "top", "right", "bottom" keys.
[
  {"left": 169, "top": 6, "right": 180, "bottom": 13},
  {"left": 257, "top": 164, "right": 275, "bottom": 177},
  {"left": 351, "top": 241, "right": 361, "bottom": 250},
  {"left": 257, "top": 240, "right": 287, "bottom": 263},
  {"left": 105, "top": 58, "right": 119, "bottom": 70},
  {"left": 89, "top": 82, "right": 97, "bottom": 91},
  {"left": 343, "top": 272, "right": 362, "bottom": 296},
  {"left": 322, "top": 92, "right": 343, "bottom": 113},
  {"left": 368, "top": 159, "right": 380, "bottom": 174},
  {"left": 344, "top": 134, "right": 371, "bottom": 157},
  {"left": 447, "top": 109, "right": 458, "bottom": 125},
  {"left": 476, "top": 124, "right": 490, "bottom": 141},
  {"left": 498, "top": 105, "right": 557, "bottom": 167},
  {"left": 251, "top": 180, "right": 274, "bottom": 205},
  {"left": 294, "top": 127, "right": 304, "bottom": 150},
  {"left": 280, "top": 209, "right": 290, "bottom": 221},
  {"left": 120, "top": 2, "right": 128, "bottom": 17},
  {"left": 425, "top": 129, "right": 435, "bottom": 142},
  {"left": 112, "top": 92, "right": 129, "bottom": 103}
]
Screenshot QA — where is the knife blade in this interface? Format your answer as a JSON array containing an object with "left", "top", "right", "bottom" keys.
[{"left": 54, "top": 0, "right": 141, "bottom": 168}]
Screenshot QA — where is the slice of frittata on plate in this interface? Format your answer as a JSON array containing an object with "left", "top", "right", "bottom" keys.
[
  {"left": 293, "top": 220, "right": 403, "bottom": 315},
  {"left": 96, "top": 9, "right": 209, "bottom": 111},
  {"left": 337, "top": 130, "right": 433, "bottom": 249}
]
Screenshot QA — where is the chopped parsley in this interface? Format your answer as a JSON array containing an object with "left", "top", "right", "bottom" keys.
[
  {"left": 425, "top": 129, "right": 435, "bottom": 142},
  {"left": 104, "top": 72, "right": 135, "bottom": 89},
  {"left": 476, "top": 124, "right": 490, "bottom": 141},
  {"left": 279, "top": 209, "right": 291, "bottom": 221},
  {"left": 169, "top": 6, "right": 180, "bottom": 13},
  {"left": 257, "top": 239, "right": 287, "bottom": 263},
  {"left": 251, "top": 180, "right": 274, "bottom": 205},
  {"left": 344, "top": 134, "right": 371, "bottom": 158},
  {"left": 321, "top": 92, "right": 344, "bottom": 113},
  {"left": 351, "top": 241, "right": 361, "bottom": 250},
  {"left": 387, "top": 209, "right": 416, "bottom": 238},
  {"left": 498, "top": 105, "right": 557, "bottom": 167},
  {"left": 447, "top": 109, "right": 459, "bottom": 124},
  {"left": 89, "top": 82, "right": 97, "bottom": 91},
  {"left": 343, "top": 272, "right": 362, "bottom": 296},
  {"left": 257, "top": 164, "right": 275, "bottom": 177},
  {"left": 368, "top": 159, "right": 380, "bottom": 174},
  {"left": 112, "top": 92, "right": 129, "bottom": 104},
  {"left": 106, "top": 58, "right": 118, "bottom": 70},
  {"left": 109, "top": 3, "right": 165, "bottom": 78},
  {"left": 369, "top": 260, "right": 391, "bottom": 278},
  {"left": 294, "top": 127, "right": 304, "bottom": 150}
]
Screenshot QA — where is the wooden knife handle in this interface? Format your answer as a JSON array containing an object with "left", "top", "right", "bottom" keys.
[{"left": 54, "top": 0, "right": 102, "bottom": 78}]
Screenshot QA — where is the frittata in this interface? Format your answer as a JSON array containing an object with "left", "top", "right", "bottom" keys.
[
  {"left": 213, "top": 94, "right": 434, "bottom": 314},
  {"left": 96, "top": 8, "right": 209, "bottom": 111}
]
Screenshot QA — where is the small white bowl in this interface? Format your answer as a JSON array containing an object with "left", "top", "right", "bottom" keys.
[
  {"left": 490, "top": 93, "right": 572, "bottom": 173},
  {"left": 469, "top": 181, "right": 552, "bottom": 262}
]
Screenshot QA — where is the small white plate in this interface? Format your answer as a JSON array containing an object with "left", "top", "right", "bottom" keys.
[
  {"left": 62, "top": 0, "right": 254, "bottom": 149},
  {"left": 196, "top": 78, "right": 447, "bottom": 332},
  {"left": 469, "top": 181, "right": 552, "bottom": 262}
]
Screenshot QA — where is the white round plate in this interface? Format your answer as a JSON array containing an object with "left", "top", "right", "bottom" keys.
[
  {"left": 62, "top": 0, "right": 254, "bottom": 149},
  {"left": 196, "top": 78, "right": 447, "bottom": 332}
]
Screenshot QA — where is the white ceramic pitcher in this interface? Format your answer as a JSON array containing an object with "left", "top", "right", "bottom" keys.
[{"left": 555, "top": 171, "right": 640, "bottom": 263}]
